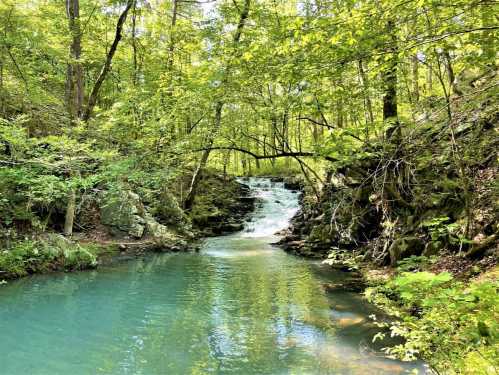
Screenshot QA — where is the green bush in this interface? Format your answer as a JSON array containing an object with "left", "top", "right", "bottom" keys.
[
  {"left": 0, "top": 238, "right": 98, "bottom": 279},
  {"left": 367, "top": 270, "right": 499, "bottom": 374}
]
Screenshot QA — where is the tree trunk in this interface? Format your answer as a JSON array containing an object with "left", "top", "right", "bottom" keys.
[
  {"left": 480, "top": 3, "right": 496, "bottom": 69},
  {"left": 270, "top": 115, "right": 277, "bottom": 166},
  {"left": 358, "top": 59, "right": 373, "bottom": 138},
  {"left": 382, "top": 20, "right": 399, "bottom": 141},
  {"left": 65, "top": 0, "right": 83, "bottom": 121},
  {"left": 131, "top": 0, "right": 138, "bottom": 85},
  {"left": 63, "top": 181, "right": 76, "bottom": 236},
  {"left": 83, "top": 0, "right": 134, "bottom": 121},
  {"left": 0, "top": 55, "right": 4, "bottom": 115},
  {"left": 184, "top": 100, "right": 223, "bottom": 210},
  {"left": 183, "top": 0, "right": 251, "bottom": 210},
  {"left": 442, "top": 49, "right": 462, "bottom": 96},
  {"left": 412, "top": 54, "right": 419, "bottom": 103},
  {"left": 166, "top": 0, "right": 178, "bottom": 79},
  {"left": 64, "top": 0, "right": 83, "bottom": 237}
]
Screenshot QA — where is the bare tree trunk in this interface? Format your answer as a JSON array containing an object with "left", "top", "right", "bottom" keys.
[
  {"left": 270, "top": 115, "right": 277, "bottom": 166},
  {"left": 283, "top": 110, "right": 290, "bottom": 168},
  {"left": 131, "top": 0, "right": 138, "bottom": 85},
  {"left": 184, "top": 101, "right": 223, "bottom": 210},
  {"left": 383, "top": 20, "right": 399, "bottom": 142},
  {"left": 480, "top": 3, "right": 496, "bottom": 69},
  {"left": 83, "top": 0, "right": 134, "bottom": 121},
  {"left": 0, "top": 56, "right": 4, "bottom": 115},
  {"left": 434, "top": 49, "right": 452, "bottom": 120},
  {"left": 412, "top": 54, "right": 419, "bottom": 103},
  {"left": 335, "top": 81, "right": 343, "bottom": 128},
  {"left": 64, "top": 0, "right": 83, "bottom": 237},
  {"left": 64, "top": 180, "right": 77, "bottom": 236},
  {"left": 427, "top": 61, "right": 433, "bottom": 94},
  {"left": 442, "top": 49, "right": 462, "bottom": 96},
  {"left": 184, "top": 0, "right": 251, "bottom": 210},
  {"left": 358, "top": 59, "right": 373, "bottom": 139},
  {"left": 65, "top": 0, "right": 84, "bottom": 122},
  {"left": 166, "top": 0, "right": 178, "bottom": 80}
]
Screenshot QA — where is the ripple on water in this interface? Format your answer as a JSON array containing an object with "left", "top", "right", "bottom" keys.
[{"left": 0, "top": 178, "right": 428, "bottom": 375}]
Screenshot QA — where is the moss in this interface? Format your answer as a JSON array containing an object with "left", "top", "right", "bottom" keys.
[
  {"left": 363, "top": 262, "right": 499, "bottom": 374},
  {"left": 189, "top": 171, "right": 254, "bottom": 235},
  {"left": 0, "top": 236, "right": 118, "bottom": 280},
  {"left": 388, "top": 236, "right": 425, "bottom": 266}
]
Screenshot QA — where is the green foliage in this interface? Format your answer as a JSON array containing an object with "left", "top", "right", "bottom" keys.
[
  {"left": 420, "top": 216, "right": 463, "bottom": 245},
  {"left": 324, "top": 249, "right": 364, "bottom": 271},
  {"left": 396, "top": 255, "right": 437, "bottom": 273},
  {"left": 367, "top": 270, "right": 499, "bottom": 373},
  {"left": 0, "top": 238, "right": 98, "bottom": 279},
  {"left": 0, "top": 1, "right": 497, "bottom": 371},
  {"left": 391, "top": 271, "right": 453, "bottom": 304}
]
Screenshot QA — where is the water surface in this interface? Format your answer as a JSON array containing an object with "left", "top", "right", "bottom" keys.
[{"left": 0, "top": 179, "right": 426, "bottom": 374}]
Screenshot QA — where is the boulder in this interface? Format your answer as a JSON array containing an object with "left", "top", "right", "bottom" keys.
[
  {"left": 100, "top": 190, "right": 145, "bottom": 238},
  {"left": 283, "top": 176, "right": 304, "bottom": 191},
  {"left": 423, "top": 240, "right": 444, "bottom": 257},
  {"left": 389, "top": 236, "right": 425, "bottom": 265},
  {"left": 154, "top": 189, "right": 188, "bottom": 228},
  {"left": 144, "top": 214, "right": 175, "bottom": 240},
  {"left": 221, "top": 222, "right": 244, "bottom": 233}
]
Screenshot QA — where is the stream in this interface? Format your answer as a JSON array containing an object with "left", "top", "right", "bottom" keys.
[{"left": 0, "top": 178, "right": 427, "bottom": 374}]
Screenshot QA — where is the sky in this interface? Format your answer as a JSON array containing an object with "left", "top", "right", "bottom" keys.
[{"left": 200, "top": 0, "right": 217, "bottom": 16}]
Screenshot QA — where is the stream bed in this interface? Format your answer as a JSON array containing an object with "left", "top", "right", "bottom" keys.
[{"left": 0, "top": 178, "right": 427, "bottom": 374}]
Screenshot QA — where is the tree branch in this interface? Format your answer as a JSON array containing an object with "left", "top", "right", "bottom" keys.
[
  {"left": 190, "top": 146, "right": 338, "bottom": 162},
  {"left": 82, "top": 0, "right": 134, "bottom": 121}
]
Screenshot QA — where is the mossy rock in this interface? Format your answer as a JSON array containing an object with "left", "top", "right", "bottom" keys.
[
  {"left": 100, "top": 190, "right": 146, "bottom": 238},
  {"left": 389, "top": 236, "right": 425, "bottom": 265},
  {"left": 144, "top": 214, "right": 177, "bottom": 242},
  {"left": 309, "top": 224, "right": 333, "bottom": 243},
  {"left": 423, "top": 240, "right": 444, "bottom": 257},
  {"left": 154, "top": 189, "right": 188, "bottom": 228}
]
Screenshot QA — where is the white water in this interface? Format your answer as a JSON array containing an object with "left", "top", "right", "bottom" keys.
[{"left": 239, "top": 178, "right": 300, "bottom": 238}]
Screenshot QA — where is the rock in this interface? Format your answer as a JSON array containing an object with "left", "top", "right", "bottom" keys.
[
  {"left": 154, "top": 189, "right": 188, "bottom": 228},
  {"left": 313, "top": 214, "right": 325, "bottom": 222},
  {"left": 100, "top": 190, "right": 146, "bottom": 238},
  {"left": 287, "top": 240, "right": 306, "bottom": 249},
  {"left": 190, "top": 174, "right": 257, "bottom": 236},
  {"left": 389, "top": 236, "right": 425, "bottom": 265},
  {"left": 222, "top": 223, "right": 244, "bottom": 233},
  {"left": 283, "top": 176, "right": 304, "bottom": 191},
  {"left": 145, "top": 215, "right": 170, "bottom": 238},
  {"left": 323, "top": 279, "right": 365, "bottom": 293},
  {"left": 423, "top": 240, "right": 443, "bottom": 257},
  {"left": 466, "top": 234, "right": 497, "bottom": 258}
]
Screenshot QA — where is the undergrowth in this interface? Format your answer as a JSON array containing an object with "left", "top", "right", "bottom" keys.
[
  {"left": 364, "top": 259, "right": 498, "bottom": 374},
  {"left": 0, "top": 237, "right": 102, "bottom": 280}
]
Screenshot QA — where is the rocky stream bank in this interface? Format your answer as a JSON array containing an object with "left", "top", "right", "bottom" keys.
[{"left": 0, "top": 173, "right": 257, "bottom": 281}]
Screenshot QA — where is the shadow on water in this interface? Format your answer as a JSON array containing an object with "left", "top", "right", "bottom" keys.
[{"left": 0, "top": 178, "right": 429, "bottom": 374}]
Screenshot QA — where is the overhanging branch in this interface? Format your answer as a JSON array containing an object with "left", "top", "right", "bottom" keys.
[{"left": 190, "top": 146, "right": 338, "bottom": 162}]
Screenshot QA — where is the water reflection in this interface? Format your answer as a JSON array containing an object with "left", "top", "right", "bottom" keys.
[{"left": 0, "top": 179, "right": 427, "bottom": 374}]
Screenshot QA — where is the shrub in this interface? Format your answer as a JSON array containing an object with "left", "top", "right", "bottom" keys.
[
  {"left": 0, "top": 238, "right": 98, "bottom": 279},
  {"left": 367, "top": 270, "right": 499, "bottom": 373}
]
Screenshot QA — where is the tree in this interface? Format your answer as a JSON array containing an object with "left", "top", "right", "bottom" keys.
[{"left": 183, "top": 0, "right": 252, "bottom": 210}]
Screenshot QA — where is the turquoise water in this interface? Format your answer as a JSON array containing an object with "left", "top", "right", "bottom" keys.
[{"left": 0, "top": 179, "right": 427, "bottom": 374}]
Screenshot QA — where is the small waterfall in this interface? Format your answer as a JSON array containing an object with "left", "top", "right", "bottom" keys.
[{"left": 238, "top": 177, "right": 300, "bottom": 238}]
